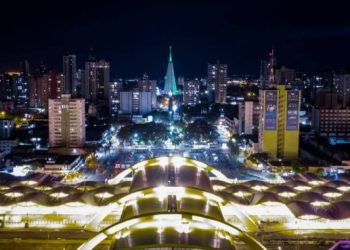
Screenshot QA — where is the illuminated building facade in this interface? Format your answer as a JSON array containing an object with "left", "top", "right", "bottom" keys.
[
  {"left": 63, "top": 54, "right": 77, "bottom": 95},
  {"left": 259, "top": 85, "right": 301, "bottom": 160},
  {"left": 138, "top": 74, "right": 157, "bottom": 108},
  {"left": 183, "top": 79, "right": 201, "bottom": 106},
  {"left": 238, "top": 101, "right": 260, "bottom": 135},
  {"left": 56, "top": 73, "right": 64, "bottom": 98},
  {"left": 48, "top": 94, "right": 85, "bottom": 148},
  {"left": 119, "top": 91, "right": 152, "bottom": 115},
  {"left": 0, "top": 72, "right": 29, "bottom": 108},
  {"left": 29, "top": 71, "right": 62, "bottom": 109},
  {"left": 0, "top": 157, "right": 349, "bottom": 249},
  {"left": 109, "top": 80, "right": 122, "bottom": 117},
  {"left": 36, "top": 73, "right": 50, "bottom": 108},
  {"left": 0, "top": 119, "right": 14, "bottom": 139},
  {"left": 217, "top": 113, "right": 237, "bottom": 136},
  {"left": 313, "top": 108, "right": 350, "bottom": 138},
  {"left": 208, "top": 62, "right": 228, "bottom": 104},
  {"left": 0, "top": 138, "right": 18, "bottom": 152},
  {"left": 12, "top": 72, "right": 29, "bottom": 108},
  {"left": 333, "top": 73, "right": 350, "bottom": 107},
  {"left": 83, "top": 59, "right": 110, "bottom": 102}
]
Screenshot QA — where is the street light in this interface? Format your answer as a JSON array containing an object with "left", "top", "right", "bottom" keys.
[{"left": 172, "top": 104, "right": 178, "bottom": 112}]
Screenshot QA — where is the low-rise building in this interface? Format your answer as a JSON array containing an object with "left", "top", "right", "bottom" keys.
[
  {"left": 216, "top": 114, "right": 237, "bottom": 136},
  {"left": 0, "top": 138, "right": 19, "bottom": 153},
  {"left": 0, "top": 119, "right": 14, "bottom": 139},
  {"left": 313, "top": 108, "right": 350, "bottom": 138}
]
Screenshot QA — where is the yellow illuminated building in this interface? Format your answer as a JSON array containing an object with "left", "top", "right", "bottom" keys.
[{"left": 260, "top": 85, "right": 300, "bottom": 160}]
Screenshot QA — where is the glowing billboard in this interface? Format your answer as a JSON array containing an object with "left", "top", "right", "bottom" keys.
[
  {"left": 286, "top": 91, "right": 299, "bottom": 130},
  {"left": 264, "top": 90, "right": 277, "bottom": 130}
]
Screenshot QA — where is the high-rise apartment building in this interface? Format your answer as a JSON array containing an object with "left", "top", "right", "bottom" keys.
[
  {"left": 183, "top": 79, "right": 201, "bottom": 106},
  {"left": 138, "top": 74, "right": 157, "bottom": 108},
  {"left": 48, "top": 94, "right": 85, "bottom": 148},
  {"left": 75, "top": 69, "right": 84, "bottom": 96},
  {"left": 333, "top": 73, "right": 350, "bottom": 107},
  {"left": 0, "top": 73, "right": 10, "bottom": 102},
  {"left": 48, "top": 71, "right": 64, "bottom": 99},
  {"left": 63, "top": 54, "right": 77, "bottom": 95},
  {"left": 56, "top": 73, "right": 64, "bottom": 98},
  {"left": 14, "top": 73, "right": 29, "bottom": 108},
  {"left": 207, "top": 62, "right": 228, "bottom": 104},
  {"left": 177, "top": 76, "right": 185, "bottom": 86},
  {"left": 120, "top": 91, "right": 152, "bottom": 115},
  {"left": 259, "top": 60, "right": 269, "bottom": 89},
  {"left": 83, "top": 59, "right": 110, "bottom": 102},
  {"left": 29, "top": 71, "right": 61, "bottom": 108},
  {"left": 109, "top": 80, "right": 123, "bottom": 117},
  {"left": 0, "top": 72, "right": 29, "bottom": 108},
  {"left": 259, "top": 85, "right": 301, "bottom": 160},
  {"left": 37, "top": 74, "right": 50, "bottom": 108},
  {"left": 21, "top": 60, "right": 30, "bottom": 75},
  {"left": 238, "top": 101, "right": 260, "bottom": 135}
]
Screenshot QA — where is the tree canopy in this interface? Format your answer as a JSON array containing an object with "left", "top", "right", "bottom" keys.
[
  {"left": 184, "top": 119, "right": 218, "bottom": 144},
  {"left": 118, "top": 122, "right": 169, "bottom": 144}
]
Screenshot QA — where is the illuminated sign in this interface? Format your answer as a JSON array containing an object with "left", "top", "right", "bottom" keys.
[
  {"left": 286, "top": 91, "right": 299, "bottom": 130},
  {"left": 264, "top": 90, "right": 277, "bottom": 130}
]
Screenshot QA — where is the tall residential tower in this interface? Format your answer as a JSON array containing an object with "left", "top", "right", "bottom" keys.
[
  {"left": 208, "top": 62, "right": 228, "bottom": 104},
  {"left": 63, "top": 54, "right": 77, "bottom": 95},
  {"left": 83, "top": 59, "right": 110, "bottom": 102},
  {"left": 49, "top": 94, "right": 85, "bottom": 148}
]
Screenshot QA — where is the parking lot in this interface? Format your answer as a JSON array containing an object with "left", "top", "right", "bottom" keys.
[{"left": 97, "top": 145, "right": 267, "bottom": 180}]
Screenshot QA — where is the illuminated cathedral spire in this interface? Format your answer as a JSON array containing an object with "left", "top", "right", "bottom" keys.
[{"left": 163, "top": 46, "right": 178, "bottom": 95}]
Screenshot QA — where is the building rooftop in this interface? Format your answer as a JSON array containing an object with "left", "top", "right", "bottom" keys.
[{"left": 1, "top": 157, "right": 350, "bottom": 249}]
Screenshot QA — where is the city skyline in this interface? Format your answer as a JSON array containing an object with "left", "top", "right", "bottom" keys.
[
  {"left": 1, "top": 1, "right": 350, "bottom": 249},
  {"left": 1, "top": 0, "right": 350, "bottom": 77}
]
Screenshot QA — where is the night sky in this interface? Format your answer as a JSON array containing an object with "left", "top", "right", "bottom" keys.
[{"left": 1, "top": 0, "right": 350, "bottom": 78}]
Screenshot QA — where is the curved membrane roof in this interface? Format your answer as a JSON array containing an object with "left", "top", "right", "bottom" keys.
[
  {"left": 78, "top": 157, "right": 266, "bottom": 250},
  {"left": 2, "top": 157, "right": 350, "bottom": 249},
  {"left": 127, "top": 157, "right": 214, "bottom": 192}
]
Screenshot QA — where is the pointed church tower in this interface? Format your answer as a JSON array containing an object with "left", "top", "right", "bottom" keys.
[{"left": 163, "top": 46, "right": 178, "bottom": 95}]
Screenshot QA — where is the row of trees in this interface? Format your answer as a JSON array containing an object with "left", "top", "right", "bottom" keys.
[
  {"left": 118, "top": 122, "right": 169, "bottom": 145},
  {"left": 117, "top": 120, "right": 218, "bottom": 145},
  {"left": 184, "top": 119, "right": 219, "bottom": 143}
]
